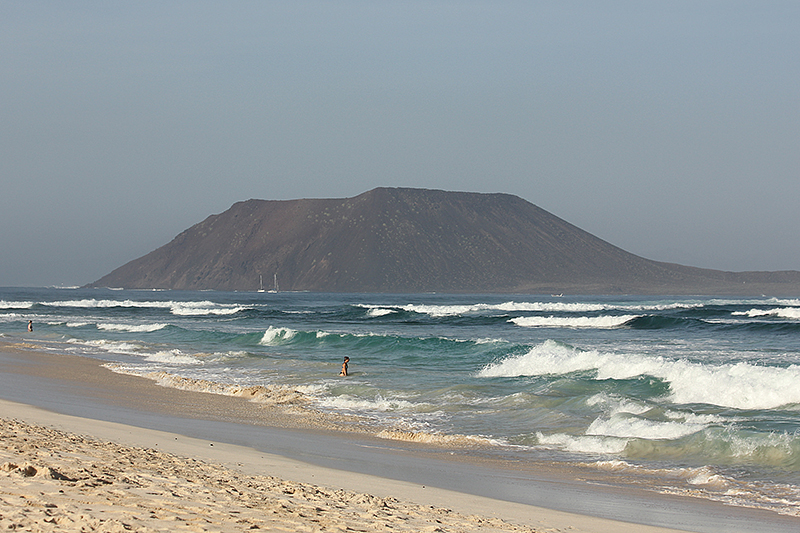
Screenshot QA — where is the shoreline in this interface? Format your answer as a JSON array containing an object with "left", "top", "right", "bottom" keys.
[
  {"left": 1, "top": 399, "right": 665, "bottom": 533},
  {"left": 1, "top": 338, "right": 797, "bottom": 532}
]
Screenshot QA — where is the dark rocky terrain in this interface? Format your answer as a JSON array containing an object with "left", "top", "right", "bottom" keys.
[{"left": 89, "top": 187, "right": 800, "bottom": 295}]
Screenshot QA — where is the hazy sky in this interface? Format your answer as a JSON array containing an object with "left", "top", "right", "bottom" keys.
[{"left": 2, "top": 1, "right": 799, "bottom": 287}]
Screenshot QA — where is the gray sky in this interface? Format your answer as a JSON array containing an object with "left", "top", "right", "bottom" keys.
[{"left": 2, "top": 1, "right": 799, "bottom": 287}]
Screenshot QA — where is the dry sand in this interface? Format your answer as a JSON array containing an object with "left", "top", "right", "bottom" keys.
[
  {"left": 0, "top": 408, "right": 533, "bottom": 533},
  {"left": 0, "top": 340, "right": 747, "bottom": 532},
  {"left": 0, "top": 400, "right": 688, "bottom": 533}
]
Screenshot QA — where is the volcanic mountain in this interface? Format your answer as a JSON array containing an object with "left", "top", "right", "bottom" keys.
[{"left": 90, "top": 188, "right": 800, "bottom": 295}]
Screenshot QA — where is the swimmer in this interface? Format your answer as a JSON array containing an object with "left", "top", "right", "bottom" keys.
[
  {"left": 339, "top": 356, "right": 349, "bottom": 376},
  {"left": 28, "top": 320, "right": 33, "bottom": 332}
]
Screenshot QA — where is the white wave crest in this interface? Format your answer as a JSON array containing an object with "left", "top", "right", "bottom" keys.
[
  {"left": 473, "top": 337, "right": 504, "bottom": 345},
  {"left": 586, "top": 393, "right": 650, "bottom": 416},
  {"left": 396, "top": 302, "right": 610, "bottom": 317},
  {"left": 765, "top": 297, "right": 800, "bottom": 307},
  {"left": 734, "top": 307, "right": 800, "bottom": 320},
  {"left": 584, "top": 393, "right": 716, "bottom": 440},
  {"left": 400, "top": 304, "right": 480, "bottom": 317},
  {"left": 98, "top": 323, "right": 168, "bottom": 333},
  {"left": 40, "top": 298, "right": 246, "bottom": 316},
  {"left": 169, "top": 302, "right": 247, "bottom": 315},
  {"left": 259, "top": 326, "right": 297, "bottom": 345},
  {"left": 587, "top": 415, "right": 706, "bottom": 440},
  {"left": 44, "top": 298, "right": 167, "bottom": 309},
  {"left": 366, "top": 307, "right": 396, "bottom": 317},
  {"left": 0, "top": 301, "right": 33, "bottom": 309},
  {"left": 479, "top": 340, "right": 800, "bottom": 410},
  {"left": 510, "top": 315, "right": 636, "bottom": 328},
  {"left": 536, "top": 432, "right": 629, "bottom": 454},
  {"left": 362, "top": 300, "right": 705, "bottom": 318},
  {"left": 497, "top": 301, "right": 702, "bottom": 312},
  {"left": 478, "top": 341, "right": 609, "bottom": 378}
]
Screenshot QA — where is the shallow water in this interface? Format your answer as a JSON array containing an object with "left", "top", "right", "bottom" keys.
[{"left": 3, "top": 287, "right": 800, "bottom": 516}]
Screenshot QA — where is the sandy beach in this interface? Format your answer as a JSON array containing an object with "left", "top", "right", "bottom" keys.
[
  {"left": 1, "top": 401, "right": 675, "bottom": 533},
  {"left": 0, "top": 339, "right": 795, "bottom": 533},
  {"left": 1, "top": 407, "right": 541, "bottom": 533}
]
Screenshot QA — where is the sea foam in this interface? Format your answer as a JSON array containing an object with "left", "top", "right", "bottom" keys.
[
  {"left": 97, "top": 323, "right": 169, "bottom": 333},
  {"left": 377, "top": 429, "right": 498, "bottom": 447},
  {"left": 366, "top": 307, "right": 397, "bottom": 317},
  {"left": 536, "top": 432, "right": 629, "bottom": 454},
  {"left": 103, "top": 366, "right": 309, "bottom": 405},
  {"left": 75, "top": 339, "right": 146, "bottom": 355},
  {"left": 586, "top": 415, "right": 707, "bottom": 440},
  {"left": 0, "top": 301, "right": 34, "bottom": 309},
  {"left": 479, "top": 340, "right": 800, "bottom": 410},
  {"left": 40, "top": 298, "right": 247, "bottom": 316},
  {"left": 317, "top": 394, "right": 418, "bottom": 412},
  {"left": 142, "top": 350, "right": 200, "bottom": 365},
  {"left": 170, "top": 302, "right": 247, "bottom": 316},
  {"left": 259, "top": 326, "right": 298, "bottom": 345},
  {"left": 366, "top": 300, "right": 706, "bottom": 318},
  {"left": 510, "top": 315, "right": 637, "bottom": 328},
  {"left": 584, "top": 393, "right": 716, "bottom": 440},
  {"left": 734, "top": 307, "right": 800, "bottom": 320}
]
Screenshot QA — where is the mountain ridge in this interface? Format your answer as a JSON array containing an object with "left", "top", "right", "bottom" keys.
[{"left": 89, "top": 187, "right": 800, "bottom": 295}]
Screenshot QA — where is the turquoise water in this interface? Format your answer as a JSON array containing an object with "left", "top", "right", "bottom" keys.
[{"left": 3, "top": 287, "right": 800, "bottom": 515}]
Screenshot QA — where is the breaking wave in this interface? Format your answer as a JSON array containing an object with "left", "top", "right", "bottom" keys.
[
  {"left": 97, "top": 323, "right": 169, "bottom": 333},
  {"left": 478, "top": 340, "right": 800, "bottom": 410},
  {"left": 509, "top": 315, "right": 637, "bottom": 328}
]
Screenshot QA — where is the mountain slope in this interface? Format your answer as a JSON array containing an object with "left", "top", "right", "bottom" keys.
[{"left": 89, "top": 188, "right": 800, "bottom": 295}]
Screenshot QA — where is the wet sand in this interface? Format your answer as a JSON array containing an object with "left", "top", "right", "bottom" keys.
[{"left": 1, "top": 339, "right": 796, "bottom": 532}]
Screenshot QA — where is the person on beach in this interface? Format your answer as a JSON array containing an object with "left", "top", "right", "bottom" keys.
[
  {"left": 27, "top": 320, "right": 33, "bottom": 332},
  {"left": 339, "top": 356, "right": 349, "bottom": 376}
]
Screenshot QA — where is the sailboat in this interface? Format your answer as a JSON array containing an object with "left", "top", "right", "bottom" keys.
[
  {"left": 258, "top": 273, "right": 279, "bottom": 293},
  {"left": 268, "top": 273, "right": 278, "bottom": 293}
]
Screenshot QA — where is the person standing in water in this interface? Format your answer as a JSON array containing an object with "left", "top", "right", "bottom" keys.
[
  {"left": 339, "top": 356, "right": 349, "bottom": 376},
  {"left": 27, "top": 320, "right": 33, "bottom": 332}
]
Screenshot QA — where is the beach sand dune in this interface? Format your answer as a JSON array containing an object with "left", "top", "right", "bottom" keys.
[{"left": 0, "top": 417, "right": 544, "bottom": 533}]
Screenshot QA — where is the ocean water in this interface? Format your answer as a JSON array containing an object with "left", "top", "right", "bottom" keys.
[{"left": 3, "top": 286, "right": 800, "bottom": 516}]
